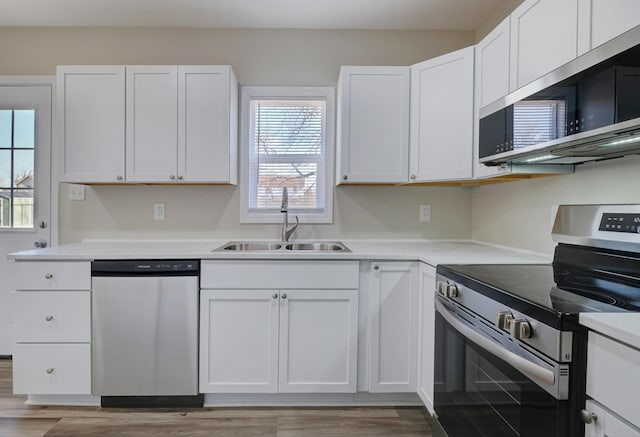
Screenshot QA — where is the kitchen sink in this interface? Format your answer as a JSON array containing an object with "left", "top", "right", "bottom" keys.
[
  {"left": 285, "top": 242, "right": 350, "bottom": 252},
  {"left": 217, "top": 242, "right": 283, "bottom": 251},
  {"left": 214, "top": 241, "right": 350, "bottom": 253}
]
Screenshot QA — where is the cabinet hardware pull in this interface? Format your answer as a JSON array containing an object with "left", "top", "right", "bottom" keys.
[
  {"left": 343, "top": 175, "right": 348, "bottom": 180},
  {"left": 45, "top": 273, "right": 53, "bottom": 279},
  {"left": 177, "top": 176, "right": 183, "bottom": 181},
  {"left": 272, "top": 293, "right": 278, "bottom": 299},
  {"left": 281, "top": 293, "right": 287, "bottom": 299},
  {"left": 373, "top": 265, "right": 379, "bottom": 270},
  {"left": 116, "top": 175, "right": 123, "bottom": 181},
  {"left": 170, "top": 175, "right": 176, "bottom": 180},
  {"left": 410, "top": 174, "right": 416, "bottom": 180},
  {"left": 579, "top": 409, "right": 597, "bottom": 424},
  {"left": 45, "top": 315, "right": 54, "bottom": 322},
  {"left": 46, "top": 368, "right": 54, "bottom": 374}
]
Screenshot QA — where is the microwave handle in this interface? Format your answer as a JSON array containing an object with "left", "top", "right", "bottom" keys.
[{"left": 436, "top": 299, "right": 555, "bottom": 386}]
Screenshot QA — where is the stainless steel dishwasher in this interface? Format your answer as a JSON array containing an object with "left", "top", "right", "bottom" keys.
[{"left": 91, "top": 260, "right": 202, "bottom": 407}]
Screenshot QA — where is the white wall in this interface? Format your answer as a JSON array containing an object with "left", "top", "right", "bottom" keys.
[
  {"left": 471, "top": 155, "right": 640, "bottom": 255},
  {"left": 0, "top": 27, "right": 476, "bottom": 243}
]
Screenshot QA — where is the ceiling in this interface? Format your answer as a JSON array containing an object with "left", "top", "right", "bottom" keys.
[{"left": 0, "top": 0, "right": 514, "bottom": 30}]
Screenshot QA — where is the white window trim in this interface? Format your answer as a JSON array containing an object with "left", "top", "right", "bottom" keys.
[{"left": 240, "top": 86, "right": 335, "bottom": 224}]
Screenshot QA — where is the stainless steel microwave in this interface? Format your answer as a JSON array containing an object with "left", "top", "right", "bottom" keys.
[{"left": 479, "top": 25, "right": 640, "bottom": 166}]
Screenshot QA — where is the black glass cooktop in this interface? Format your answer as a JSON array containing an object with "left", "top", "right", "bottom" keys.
[{"left": 440, "top": 263, "right": 639, "bottom": 314}]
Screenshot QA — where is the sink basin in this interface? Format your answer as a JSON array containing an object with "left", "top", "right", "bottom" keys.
[
  {"left": 213, "top": 241, "right": 350, "bottom": 253},
  {"left": 285, "top": 242, "right": 350, "bottom": 252},
  {"left": 217, "top": 242, "right": 283, "bottom": 251}
]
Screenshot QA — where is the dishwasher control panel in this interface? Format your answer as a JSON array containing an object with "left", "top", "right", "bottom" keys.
[{"left": 91, "top": 260, "right": 199, "bottom": 276}]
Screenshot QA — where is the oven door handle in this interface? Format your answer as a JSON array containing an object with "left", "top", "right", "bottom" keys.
[{"left": 436, "top": 299, "right": 555, "bottom": 386}]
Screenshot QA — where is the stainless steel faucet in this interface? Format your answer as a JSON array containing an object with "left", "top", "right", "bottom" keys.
[{"left": 280, "top": 187, "right": 299, "bottom": 242}]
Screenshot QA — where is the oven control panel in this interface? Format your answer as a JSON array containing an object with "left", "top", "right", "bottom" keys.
[{"left": 599, "top": 213, "right": 640, "bottom": 233}]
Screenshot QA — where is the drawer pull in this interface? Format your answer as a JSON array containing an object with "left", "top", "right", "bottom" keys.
[
  {"left": 45, "top": 315, "right": 54, "bottom": 322},
  {"left": 46, "top": 368, "right": 55, "bottom": 374},
  {"left": 45, "top": 273, "right": 53, "bottom": 279},
  {"left": 281, "top": 293, "right": 287, "bottom": 299}
]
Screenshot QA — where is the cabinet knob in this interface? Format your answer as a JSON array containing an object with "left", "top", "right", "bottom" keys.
[
  {"left": 373, "top": 265, "right": 379, "bottom": 270},
  {"left": 46, "top": 368, "right": 54, "bottom": 374},
  {"left": 169, "top": 175, "right": 176, "bottom": 180},
  {"left": 272, "top": 293, "right": 278, "bottom": 299},
  {"left": 410, "top": 174, "right": 416, "bottom": 180},
  {"left": 281, "top": 293, "right": 287, "bottom": 299},
  {"left": 177, "top": 176, "right": 183, "bottom": 181},
  {"left": 45, "top": 273, "right": 53, "bottom": 279},
  {"left": 45, "top": 315, "right": 54, "bottom": 322},
  {"left": 579, "top": 409, "right": 597, "bottom": 424},
  {"left": 343, "top": 175, "right": 348, "bottom": 181},
  {"left": 116, "top": 175, "right": 123, "bottom": 181}
]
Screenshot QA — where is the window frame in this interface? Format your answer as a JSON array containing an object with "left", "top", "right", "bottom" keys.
[{"left": 240, "top": 86, "right": 335, "bottom": 224}]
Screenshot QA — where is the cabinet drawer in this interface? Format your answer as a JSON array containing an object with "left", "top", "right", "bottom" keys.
[
  {"left": 12, "top": 344, "right": 91, "bottom": 395},
  {"left": 13, "top": 291, "right": 91, "bottom": 343},
  {"left": 201, "top": 260, "right": 359, "bottom": 289},
  {"left": 12, "top": 261, "right": 91, "bottom": 290},
  {"left": 587, "top": 332, "right": 640, "bottom": 428}
]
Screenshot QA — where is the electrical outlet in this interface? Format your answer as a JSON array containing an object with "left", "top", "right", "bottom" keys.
[
  {"left": 153, "top": 203, "right": 165, "bottom": 221},
  {"left": 68, "top": 184, "right": 85, "bottom": 201},
  {"left": 419, "top": 204, "right": 431, "bottom": 222}
]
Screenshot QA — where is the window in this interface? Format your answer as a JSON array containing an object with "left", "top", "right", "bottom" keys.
[
  {"left": 240, "top": 87, "right": 335, "bottom": 223},
  {"left": 0, "top": 109, "right": 35, "bottom": 229}
]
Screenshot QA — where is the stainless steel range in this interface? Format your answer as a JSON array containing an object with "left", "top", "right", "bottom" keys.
[{"left": 432, "top": 204, "right": 640, "bottom": 437}]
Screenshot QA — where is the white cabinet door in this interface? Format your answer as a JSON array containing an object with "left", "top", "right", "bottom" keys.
[
  {"left": 57, "top": 66, "right": 125, "bottom": 183},
  {"left": 510, "top": 0, "right": 579, "bottom": 90},
  {"left": 577, "top": 0, "right": 640, "bottom": 55},
  {"left": 278, "top": 289, "right": 358, "bottom": 393},
  {"left": 336, "top": 66, "right": 409, "bottom": 184},
  {"left": 474, "top": 17, "right": 515, "bottom": 180},
  {"left": 417, "top": 263, "right": 436, "bottom": 413},
  {"left": 369, "top": 262, "right": 418, "bottom": 393},
  {"left": 199, "top": 289, "right": 279, "bottom": 393},
  {"left": 410, "top": 46, "right": 474, "bottom": 182},
  {"left": 126, "top": 66, "right": 179, "bottom": 183},
  {"left": 584, "top": 400, "right": 640, "bottom": 437},
  {"left": 178, "top": 66, "right": 238, "bottom": 184}
]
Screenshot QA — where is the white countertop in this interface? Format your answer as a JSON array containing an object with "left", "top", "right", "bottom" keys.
[
  {"left": 7, "top": 238, "right": 551, "bottom": 266},
  {"left": 580, "top": 313, "right": 640, "bottom": 351}
]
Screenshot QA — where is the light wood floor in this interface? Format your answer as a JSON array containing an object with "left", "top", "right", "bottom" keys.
[{"left": 0, "top": 358, "right": 433, "bottom": 436}]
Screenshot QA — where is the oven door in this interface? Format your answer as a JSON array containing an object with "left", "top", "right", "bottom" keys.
[{"left": 433, "top": 297, "right": 571, "bottom": 437}]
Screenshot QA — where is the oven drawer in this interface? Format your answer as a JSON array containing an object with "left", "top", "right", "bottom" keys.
[
  {"left": 587, "top": 332, "right": 640, "bottom": 429},
  {"left": 12, "top": 291, "right": 91, "bottom": 343},
  {"left": 12, "top": 344, "right": 91, "bottom": 395}
]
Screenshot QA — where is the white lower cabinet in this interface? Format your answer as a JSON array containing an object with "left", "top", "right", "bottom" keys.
[
  {"left": 586, "top": 331, "right": 640, "bottom": 431},
  {"left": 367, "top": 261, "right": 419, "bottom": 393},
  {"left": 417, "top": 263, "right": 436, "bottom": 413},
  {"left": 13, "top": 344, "right": 91, "bottom": 395},
  {"left": 199, "top": 261, "right": 359, "bottom": 394},
  {"left": 584, "top": 399, "right": 640, "bottom": 437},
  {"left": 11, "top": 261, "right": 93, "bottom": 396}
]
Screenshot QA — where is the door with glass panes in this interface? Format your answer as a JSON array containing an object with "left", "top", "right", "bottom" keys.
[{"left": 0, "top": 83, "right": 52, "bottom": 354}]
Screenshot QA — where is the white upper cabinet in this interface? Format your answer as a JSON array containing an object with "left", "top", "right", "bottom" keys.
[
  {"left": 58, "top": 65, "right": 237, "bottom": 184},
  {"left": 476, "top": 17, "right": 511, "bottom": 110},
  {"left": 510, "top": 0, "right": 579, "bottom": 90},
  {"left": 57, "top": 66, "right": 126, "bottom": 183},
  {"left": 474, "top": 17, "right": 514, "bottom": 180},
  {"left": 178, "top": 66, "right": 238, "bottom": 184},
  {"left": 336, "top": 66, "right": 409, "bottom": 184},
  {"left": 126, "top": 66, "right": 179, "bottom": 183},
  {"left": 410, "top": 46, "right": 474, "bottom": 182},
  {"left": 577, "top": 0, "right": 640, "bottom": 55}
]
